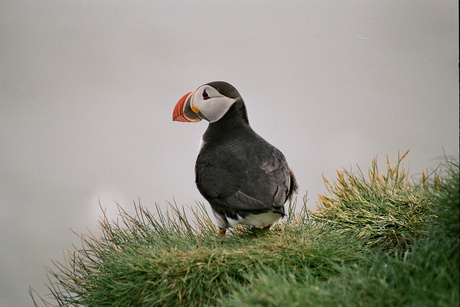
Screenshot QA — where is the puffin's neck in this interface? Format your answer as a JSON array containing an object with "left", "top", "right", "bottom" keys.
[{"left": 203, "top": 100, "right": 251, "bottom": 141}]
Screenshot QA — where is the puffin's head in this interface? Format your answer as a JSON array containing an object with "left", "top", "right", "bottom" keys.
[{"left": 172, "top": 81, "right": 241, "bottom": 123}]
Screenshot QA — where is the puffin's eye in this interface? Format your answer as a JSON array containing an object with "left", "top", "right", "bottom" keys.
[{"left": 202, "top": 89, "right": 210, "bottom": 100}]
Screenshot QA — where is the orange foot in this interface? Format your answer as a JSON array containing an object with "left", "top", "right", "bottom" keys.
[
  {"left": 218, "top": 228, "right": 226, "bottom": 238},
  {"left": 261, "top": 224, "right": 272, "bottom": 230}
]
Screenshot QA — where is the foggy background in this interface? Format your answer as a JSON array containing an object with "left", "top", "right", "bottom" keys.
[{"left": 1, "top": 1, "right": 458, "bottom": 305}]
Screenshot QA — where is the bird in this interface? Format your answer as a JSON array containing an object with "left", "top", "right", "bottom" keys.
[{"left": 172, "top": 81, "right": 298, "bottom": 236}]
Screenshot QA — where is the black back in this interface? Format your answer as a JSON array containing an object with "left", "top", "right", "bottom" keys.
[{"left": 195, "top": 85, "right": 297, "bottom": 225}]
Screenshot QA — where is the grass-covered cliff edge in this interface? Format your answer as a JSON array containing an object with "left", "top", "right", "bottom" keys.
[{"left": 32, "top": 152, "right": 459, "bottom": 306}]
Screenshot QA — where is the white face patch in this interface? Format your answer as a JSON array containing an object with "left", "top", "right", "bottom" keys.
[{"left": 191, "top": 85, "right": 237, "bottom": 123}]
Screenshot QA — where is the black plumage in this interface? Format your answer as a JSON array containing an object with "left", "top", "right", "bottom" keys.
[{"left": 193, "top": 82, "right": 297, "bottom": 233}]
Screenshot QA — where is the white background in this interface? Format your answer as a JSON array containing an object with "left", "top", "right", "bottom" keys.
[{"left": 1, "top": 1, "right": 458, "bottom": 305}]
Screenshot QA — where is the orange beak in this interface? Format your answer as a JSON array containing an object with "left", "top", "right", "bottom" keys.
[{"left": 172, "top": 90, "right": 202, "bottom": 122}]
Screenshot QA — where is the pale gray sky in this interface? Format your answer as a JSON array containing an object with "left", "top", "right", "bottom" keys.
[{"left": 0, "top": 1, "right": 458, "bottom": 305}]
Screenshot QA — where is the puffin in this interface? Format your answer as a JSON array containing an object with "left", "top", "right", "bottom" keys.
[{"left": 172, "top": 81, "right": 298, "bottom": 236}]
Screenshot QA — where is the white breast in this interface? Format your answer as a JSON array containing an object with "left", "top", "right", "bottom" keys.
[
  {"left": 228, "top": 211, "right": 282, "bottom": 228},
  {"left": 197, "top": 137, "right": 206, "bottom": 154}
]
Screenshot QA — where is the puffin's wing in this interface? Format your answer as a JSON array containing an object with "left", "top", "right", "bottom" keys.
[
  {"left": 196, "top": 141, "right": 295, "bottom": 211},
  {"left": 196, "top": 160, "right": 270, "bottom": 210},
  {"left": 250, "top": 143, "right": 295, "bottom": 208}
]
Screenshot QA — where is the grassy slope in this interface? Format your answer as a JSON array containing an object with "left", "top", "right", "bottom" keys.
[{"left": 33, "top": 154, "right": 459, "bottom": 306}]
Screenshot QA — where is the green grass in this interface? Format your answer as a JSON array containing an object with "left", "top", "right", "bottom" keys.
[{"left": 32, "top": 153, "right": 459, "bottom": 306}]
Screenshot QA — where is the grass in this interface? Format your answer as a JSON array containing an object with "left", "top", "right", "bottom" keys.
[
  {"left": 312, "top": 150, "right": 437, "bottom": 251},
  {"left": 31, "top": 152, "right": 459, "bottom": 306}
]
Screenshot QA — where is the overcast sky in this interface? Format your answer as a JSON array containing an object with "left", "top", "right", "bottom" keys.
[{"left": 0, "top": 1, "right": 458, "bottom": 305}]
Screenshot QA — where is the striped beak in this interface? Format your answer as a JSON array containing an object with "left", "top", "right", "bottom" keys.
[{"left": 172, "top": 90, "right": 202, "bottom": 122}]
